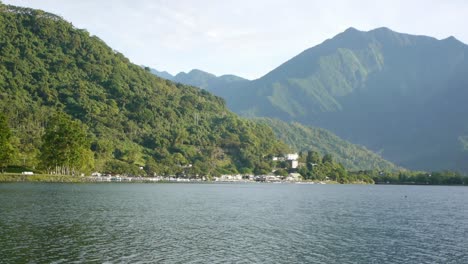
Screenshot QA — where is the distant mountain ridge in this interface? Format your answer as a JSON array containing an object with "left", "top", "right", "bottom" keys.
[
  {"left": 148, "top": 67, "right": 248, "bottom": 91},
  {"left": 152, "top": 27, "right": 468, "bottom": 172},
  {"left": 148, "top": 68, "right": 173, "bottom": 80}
]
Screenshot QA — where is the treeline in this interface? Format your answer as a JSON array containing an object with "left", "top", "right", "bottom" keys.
[
  {"left": 351, "top": 170, "right": 468, "bottom": 185},
  {"left": 289, "top": 150, "right": 467, "bottom": 185},
  {"left": 0, "top": 111, "right": 93, "bottom": 175},
  {"left": 296, "top": 151, "right": 374, "bottom": 183},
  {"left": 0, "top": 4, "right": 288, "bottom": 176}
]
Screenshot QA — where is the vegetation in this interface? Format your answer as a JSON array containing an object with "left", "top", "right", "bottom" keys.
[
  {"left": 0, "top": 4, "right": 288, "bottom": 176},
  {"left": 0, "top": 112, "right": 15, "bottom": 172},
  {"left": 353, "top": 170, "right": 468, "bottom": 185},
  {"left": 0, "top": 173, "right": 87, "bottom": 183},
  {"left": 39, "top": 112, "right": 94, "bottom": 175},
  {"left": 255, "top": 118, "right": 398, "bottom": 171},
  {"left": 297, "top": 151, "right": 374, "bottom": 183}
]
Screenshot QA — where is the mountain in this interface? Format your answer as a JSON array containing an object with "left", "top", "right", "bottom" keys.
[
  {"left": 149, "top": 67, "right": 402, "bottom": 171},
  {"left": 148, "top": 67, "right": 248, "bottom": 92},
  {"left": 0, "top": 3, "right": 289, "bottom": 176},
  {"left": 147, "top": 68, "right": 173, "bottom": 80},
  {"left": 256, "top": 118, "right": 398, "bottom": 171},
  {"left": 182, "top": 27, "right": 468, "bottom": 172}
]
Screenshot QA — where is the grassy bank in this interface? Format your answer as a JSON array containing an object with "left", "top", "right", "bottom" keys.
[{"left": 0, "top": 173, "right": 89, "bottom": 183}]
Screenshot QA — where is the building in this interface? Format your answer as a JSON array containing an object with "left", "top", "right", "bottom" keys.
[
  {"left": 273, "top": 153, "right": 299, "bottom": 162},
  {"left": 286, "top": 153, "right": 299, "bottom": 161},
  {"left": 290, "top": 160, "right": 299, "bottom": 169}
]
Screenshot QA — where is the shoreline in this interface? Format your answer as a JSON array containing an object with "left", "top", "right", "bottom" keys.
[
  {"left": 0, "top": 173, "right": 345, "bottom": 184},
  {"left": 1, "top": 174, "right": 466, "bottom": 186}
]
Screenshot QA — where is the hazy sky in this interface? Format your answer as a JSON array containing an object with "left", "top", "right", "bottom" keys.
[{"left": 4, "top": 0, "right": 468, "bottom": 79}]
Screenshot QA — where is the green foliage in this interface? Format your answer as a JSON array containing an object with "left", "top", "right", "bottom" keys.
[
  {"left": 40, "top": 112, "right": 94, "bottom": 175},
  {"left": 0, "top": 113, "right": 16, "bottom": 171},
  {"left": 298, "top": 151, "right": 373, "bottom": 183},
  {"left": 0, "top": 173, "right": 88, "bottom": 183},
  {"left": 274, "top": 168, "right": 288, "bottom": 177},
  {"left": 356, "top": 170, "right": 468, "bottom": 185},
  {"left": 103, "top": 160, "right": 142, "bottom": 175},
  {"left": 0, "top": 5, "right": 287, "bottom": 176},
  {"left": 322, "top": 153, "right": 333, "bottom": 164},
  {"left": 306, "top": 151, "right": 321, "bottom": 165}
]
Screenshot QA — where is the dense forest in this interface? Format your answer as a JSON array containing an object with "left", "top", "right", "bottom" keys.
[{"left": 0, "top": 3, "right": 289, "bottom": 176}]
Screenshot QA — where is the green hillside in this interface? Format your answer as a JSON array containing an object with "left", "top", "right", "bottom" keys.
[
  {"left": 0, "top": 3, "right": 288, "bottom": 176},
  {"left": 256, "top": 118, "right": 398, "bottom": 171}
]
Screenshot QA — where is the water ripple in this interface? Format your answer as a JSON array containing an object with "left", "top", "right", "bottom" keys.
[{"left": 0, "top": 183, "right": 467, "bottom": 263}]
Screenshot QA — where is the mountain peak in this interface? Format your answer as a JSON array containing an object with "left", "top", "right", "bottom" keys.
[
  {"left": 341, "top": 27, "right": 399, "bottom": 38},
  {"left": 442, "top": 35, "right": 464, "bottom": 45},
  {"left": 188, "top": 69, "right": 215, "bottom": 76},
  {"left": 445, "top": 36, "right": 456, "bottom": 41},
  {"left": 145, "top": 67, "right": 174, "bottom": 80},
  {"left": 341, "top": 27, "right": 397, "bottom": 40},
  {"left": 343, "top": 27, "right": 360, "bottom": 33},
  {"left": 369, "top": 27, "right": 393, "bottom": 33}
]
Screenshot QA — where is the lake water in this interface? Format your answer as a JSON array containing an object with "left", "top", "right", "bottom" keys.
[{"left": 0, "top": 183, "right": 467, "bottom": 263}]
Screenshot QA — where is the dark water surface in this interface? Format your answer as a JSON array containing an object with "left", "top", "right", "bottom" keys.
[{"left": 0, "top": 183, "right": 467, "bottom": 263}]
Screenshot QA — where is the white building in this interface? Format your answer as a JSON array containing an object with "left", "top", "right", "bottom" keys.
[
  {"left": 273, "top": 153, "right": 299, "bottom": 161},
  {"left": 286, "top": 153, "right": 299, "bottom": 161},
  {"left": 290, "top": 160, "right": 299, "bottom": 169}
]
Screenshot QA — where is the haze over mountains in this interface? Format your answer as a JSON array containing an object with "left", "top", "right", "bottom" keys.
[{"left": 151, "top": 27, "right": 468, "bottom": 172}]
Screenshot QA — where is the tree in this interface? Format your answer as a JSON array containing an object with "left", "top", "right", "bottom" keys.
[
  {"left": 307, "top": 150, "right": 321, "bottom": 164},
  {"left": 0, "top": 113, "right": 15, "bottom": 172},
  {"left": 322, "top": 153, "right": 333, "bottom": 164},
  {"left": 40, "top": 112, "right": 94, "bottom": 175},
  {"left": 274, "top": 168, "right": 288, "bottom": 177},
  {"left": 254, "top": 161, "right": 272, "bottom": 175},
  {"left": 144, "top": 157, "right": 159, "bottom": 177}
]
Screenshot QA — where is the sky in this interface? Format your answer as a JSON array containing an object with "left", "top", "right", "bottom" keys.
[{"left": 3, "top": 0, "right": 468, "bottom": 79}]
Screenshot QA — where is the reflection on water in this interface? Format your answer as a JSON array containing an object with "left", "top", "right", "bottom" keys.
[{"left": 0, "top": 183, "right": 467, "bottom": 263}]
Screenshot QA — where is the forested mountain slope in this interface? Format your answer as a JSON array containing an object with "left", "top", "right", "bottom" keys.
[{"left": 0, "top": 3, "right": 288, "bottom": 176}]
